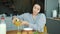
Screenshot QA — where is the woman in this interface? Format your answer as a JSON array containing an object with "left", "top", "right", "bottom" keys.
[{"left": 12, "top": 2, "right": 46, "bottom": 32}]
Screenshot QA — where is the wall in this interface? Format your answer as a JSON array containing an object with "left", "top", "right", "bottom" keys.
[
  {"left": 58, "top": 0, "right": 60, "bottom": 14},
  {"left": 45, "top": 0, "right": 58, "bottom": 17},
  {"left": 13, "top": 0, "right": 31, "bottom": 11},
  {"left": 59, "top": 0, "right": 60, "bottom": 5}
]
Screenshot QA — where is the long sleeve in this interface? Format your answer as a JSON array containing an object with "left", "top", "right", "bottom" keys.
[
  {"left": 17, "top": 13, "right": 29, "bottom": 21},
  {"left": 29, "top": 23, "right": 38, "bottom": 30},
  {"left": 17, "top": 14, "right": 24, "bottom": 21},
  {"left": 29, "top": 13, "right": 46, "bottom": 32},
  {"left": 17, "top": 13, "right": 30, "bottom": 28},
  {"left": 38, "top": 13, "right": 46, "bottom": 32}
]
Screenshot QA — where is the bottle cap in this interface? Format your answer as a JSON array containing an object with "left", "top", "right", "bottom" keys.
[{"left": 1, "top": 16, "right": 5, "bottom": 20}]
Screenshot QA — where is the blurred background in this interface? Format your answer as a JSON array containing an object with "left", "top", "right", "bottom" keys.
[
  {"left": 0, "top": 0, "right": 44, "bottom": 16},
  {"left": 0, "top": 0, "right": 60, "bottom": 34},
  {"left": 0, "top": 0, "right": 59, "bottom": 17}
]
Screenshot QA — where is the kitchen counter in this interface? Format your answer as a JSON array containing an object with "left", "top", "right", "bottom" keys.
[{"left": 47, "top": 17, "right": 60, "bottom": 21}]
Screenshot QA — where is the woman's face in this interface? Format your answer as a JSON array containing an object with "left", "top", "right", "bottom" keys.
[{"left": 33, "top": 4, "right": 41, "bottom": 15}]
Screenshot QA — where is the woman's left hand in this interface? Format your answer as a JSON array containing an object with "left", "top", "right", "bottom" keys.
[{"left": 21, "top": 21, "right": 29, "bottom": 26}]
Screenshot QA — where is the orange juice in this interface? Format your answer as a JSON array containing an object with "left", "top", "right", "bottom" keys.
[{"left": 14, "top": 19, "right": 22, "bottom": 26}]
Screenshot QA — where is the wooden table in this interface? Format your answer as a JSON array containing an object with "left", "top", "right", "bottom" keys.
[
  {"left": 6, "top": 30, "right": 38, "bottom": 34},
  {"left": 7, "top": 30, "right": 18, "bottom": 34},
  {"left": 7, "top": 30, "right": 46, "bottom": 34}
]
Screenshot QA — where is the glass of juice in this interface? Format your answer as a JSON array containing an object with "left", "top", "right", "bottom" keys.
[{"left": 14, "top": 18, "right": 22, "bottom": 34}]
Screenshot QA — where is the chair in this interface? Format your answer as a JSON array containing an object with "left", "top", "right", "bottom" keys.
[{"left": 39, "top": 25, "right": 48, "bottom": 34}]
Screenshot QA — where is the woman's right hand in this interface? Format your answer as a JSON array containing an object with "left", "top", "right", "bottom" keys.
[
  {"left": 12, "top": 16, "right": 19, "bottom": 24},
  {"left": 21, "top": 21, "right": 29, "bottom": 26},
  {"left": 12, "top": 16, "right": 29, "bottom": 26}
]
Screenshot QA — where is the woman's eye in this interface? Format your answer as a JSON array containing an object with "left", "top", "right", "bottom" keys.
[{"left": 37, "top": 9, "right": 39, "bottom": 10}]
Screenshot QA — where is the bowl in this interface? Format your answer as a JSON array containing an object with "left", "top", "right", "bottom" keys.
[{"left": 23, "top": 28, "right": 33, "bottom": 31}]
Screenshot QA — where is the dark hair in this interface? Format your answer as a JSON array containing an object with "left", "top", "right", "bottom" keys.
[{"left": 30, "top": 2, "right": 44, "bottom": 14}]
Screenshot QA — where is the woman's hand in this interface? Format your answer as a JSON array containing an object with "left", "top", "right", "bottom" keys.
[
  {"left": 12, "top": 16, "right": 19, "bottom": 24},
  {"left": 21, "top": 21, "right": 29, "bottom": 26},
  {"left": 12, "top": 16, "right": 29, "bottom": 26}
]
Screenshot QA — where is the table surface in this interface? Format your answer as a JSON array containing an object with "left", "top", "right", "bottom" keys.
[
  {"left": 6, "top": 30, "right": 47, "bottom": 34},
  {"left": 6, "top": 30, "right": 39, "bottom": 34},
  {"left": 7, "top": 30, "right": 18, "bottom": 34}
]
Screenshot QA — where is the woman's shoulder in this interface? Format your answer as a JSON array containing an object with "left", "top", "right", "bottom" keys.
[
  {"left": 21, "top": 13, "right": 30, "bottom": 16},
  {"left": 38, "top": 13, "right": 46, "bottom": 18}
]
